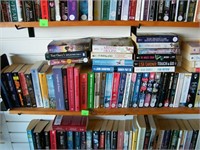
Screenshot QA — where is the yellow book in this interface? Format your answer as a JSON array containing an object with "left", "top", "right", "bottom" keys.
[{"left": 132, "top": 116, "right": 138, "bottom": 150}]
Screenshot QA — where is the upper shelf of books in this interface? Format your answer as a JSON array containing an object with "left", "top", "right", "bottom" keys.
[{"left": 0, "top": 21, "right": 199, "bottom": 28}]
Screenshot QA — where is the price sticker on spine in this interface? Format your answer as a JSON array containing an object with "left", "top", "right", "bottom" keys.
[
  {"left": 39, "top": 19, "right": 48, "bottom": 27},
  {"left": 81, "top": 110, "right": 89, "bottom": 116}
]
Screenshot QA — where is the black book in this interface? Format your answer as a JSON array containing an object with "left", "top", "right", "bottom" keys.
[
  {"left": 57, "top": 130, "right": 67, "bottom": 149},
  {"left": 116, "top": 0, "right": 122, "bottom": 20},
  {"left": 43, "top": 120, "right": 53, "bottom": 149}
]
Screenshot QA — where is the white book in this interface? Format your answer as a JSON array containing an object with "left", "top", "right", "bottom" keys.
[
  {"left": 91, "top": 52, "right": 133, "bottom": 60},
  {"left": 135, "top": 0, "right": 142, "bottom": 20},
  {"left": 88, "top": 0, "right": 93, "bottom": 21},
  {"left": 182, "top": 51, "right": 200, "bottom": 61},
  {"left": 140, "top": 0, "right": 146, "bottom": 20},
  {"left": 136, "top": 115, "right": 146, "bottom": 150},
  {"left": 174, "top": 0, "right": 180, "bottom": 22},
  {"left": 182, "top": 120, "right": 194, "bottom": 150},
  {"left": 122, "top": 73, "right": 132, "bottom": 108},
  {"left": 121, "top": 0, "right": 130, "bottom": 20},
  {"left": 134, "top": 66, "right": 175, "bottom": 73},
  {"left": 94, "top": 73, "right": 101, "bottom": 108},
  {"left": 15, "top": 0, "right": 23, "bottom": 22},
  {"left": 55, "top": 0, "right": 61, "bottom": 21},
  {"left": 137, "top": 42, "right": 180, "bottom": 49}
]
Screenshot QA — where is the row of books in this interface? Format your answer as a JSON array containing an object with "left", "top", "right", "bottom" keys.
[
  {"left": 1, "top": 0, "right": 200, "bottom": 22},
  {"left": 1, "top": 61, "right": 200, "bottom": 110},
  {"left": 26, "top": 115, "right": 200, "bottom": 150}
]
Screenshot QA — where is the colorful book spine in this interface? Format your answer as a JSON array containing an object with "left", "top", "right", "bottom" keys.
[
  {"left": 128, "top": 73, "right": 137, "bottom": 107},
  {"left": 134, "top": 60, "right": 177, "bottom": 67},
  {"left": 80, "top": 73, "right": 88, "bottom": 110},
  {"left": 129, "top": 0, "right": 137, "bottom": 20},
  {"left": 52, "top": 65, "right": 66, "bottom": 110},
  {"left": 194, "top": 74, "right": 200, "bottom": 107},
  {"left": 67, "top": 66, "right": 75, "bottom": 111},
  {"left": 92, "top": 65, "right": 114, "bottom": 72},
  {"left": 9, "top": 0, "right": 18, "bottom": 22},
  {"left": 86, "top": 130, "right": 92, "bottom": 149},
  {"left": 74, "top": 66, "right": 80, "bottom": 111},
  {"left": 101, "top": 0, "right": 110, "bottom": 20},
  {"left": 91, "top": 52, "right": 133, "bottom": 60},
  {"left": 92, "top": 59, "right": 133, "bottom": 66},
  {"left": 87, "top": 72, "right": 95, "bottom": 109},
  {"left": 68, "top": 0, "right": 78, "bottom": 20},
  {"left": 49, "top": 57, "right": 89, "bottom": 65},
  {"left": 40, "top": 0, "right": 49, "bottom": 19},
  {"left": 121, "top": 0, "right": 130, "bottom": 20},
  {"left": 122, "top": 73, "right": 132, "bottom": 108},
  {"left": 138, "top": 48, "right": 180, "bottom": 54},
  {"left": 135, "top": 54, "right": 176, "bottom": 60},
  {"left": 109, "top": 0, "right": 117, "bottom": 20},
  {"left": 94, "top": 73, "right": 101, "bottom": 108},
  {"left": 104, "top": 73, "right": 114, "bottom": 108},
  {"left": 110, "top": 72, "right": 120, "bottom": 108},
  {"left": 148, "top": 0, "right": 158, "bottom": 21},
  {"left": 74, "top": 132, "right": 81, "bottom": 149},
  {"left": 48, "top": 0, "right": 56, "bottom": 21},
  {"left": 137, "top": 42, "right": 179, "bottom": 49},
  {"left": 117, "top": 72, "right": 127, "bottom": 108},
  {"left": 80, "top": 132, "right": 86, "bottom": 149},
  {"left": 66, "top": 131, "right": 74, "bottom": 149},
  {"left": 50, "top": 130, "right": 57, "bottom": 149},
  {"left": 100, "top": 73, "right": 106, "bottom": 107},
  {"left": 79, "top": 0, "right": 88, "bottom": 20}
]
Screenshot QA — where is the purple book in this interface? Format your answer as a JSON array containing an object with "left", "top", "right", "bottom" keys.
[{"left": 68, "top": 0, "right": 78, "bottom": 20}]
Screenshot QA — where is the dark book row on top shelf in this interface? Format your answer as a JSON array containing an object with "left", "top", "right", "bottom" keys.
[{"left": 1, "top": 0, "right": 199, "bottom": 23}]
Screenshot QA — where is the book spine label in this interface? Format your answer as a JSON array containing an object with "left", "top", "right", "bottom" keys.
[
  {"left": 122, "top": 73, "right": 132, "bottom": 108},
  {"left": 91, "top": 52, "right": 133, "bottom": 60},
  {"left": 48, "top": 0, "right": 56, "bottom": 21},
  {"left": 92, "top": 65, "right": 114, "bottom": 72},
  {"left": 137, "top": 42, "right": 180, "bottom": 48},
  {"left": 92, "top": 59, "right": 133, "bottom": 66},
  {"left": 62, "top": 68, "right": 69, "bottom": 110},
  {"left": 79, "top": 0, "right": 88, "bottom": 20},
  {"left": 116, "top": 0, "right": 122, "bottom": 20},
  {"left": 134, "top": 60, "right": 177, "bottom": 67},
  {"left": 60, "top": 0, "right": 68, "bottom": 21},
  {"left": 104, "top": 73, "right": 114, "bottom": 108},
  {"left": 92, "top": 45, "right": 134, "bottom": 53},
  {"left": 121, "top": 0, "right": 130, "bottom": 20},
  {"left": 87, "top": 72, "right": 95, "bottom": 108},
  {"left": 46, "top": 73, "right": 56, "bottom": 109},
  {"left": 67, "top": 66, "right": 75, "bottom": 111},
  {"left": 128, "top": 0, "right": 137, "bottom": 20},
  {"left": 117, "top": 72, "right": 127, "bottom": 108},
  {"left": 109, "top": 0, "right": 118, "bottom": 20},
  {"left": 134, "top": 66, "right": 175, "bottom": 73},
  {"left": 68, "top": 0, "right": 78, "bottom": 20},
  {"left": 74, "top": 67, "right": 80, "bottom": 111},
  {"left": 135, "top": 54, "right": 176, "bottom": 60},
  {"left": 110, "top": 72, "right": 120, "bottom": 108},
  {"left": 40, "top": 0, "right": 49, "bottom": 19},
  {"left": 52, "top": 67, "right": 65, "bottom": 110},
  {"left": 80, "top": 73, "right": 88, "bottom": 109},
  {"left": 138, "top": 48, "right": 180, "bottom": 54},
  {"left": 94, "top": 73, "right": 101, "bottom": 108}
]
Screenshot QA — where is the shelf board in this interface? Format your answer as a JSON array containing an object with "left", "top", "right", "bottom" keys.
[
  {"left": 0, "top": 21, "right": 199, "bottom": 28},
  {"left": 9, "top": 107, "right": 200, "bottom": 116}
]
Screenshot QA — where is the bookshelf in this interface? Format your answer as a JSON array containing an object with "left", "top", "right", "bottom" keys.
[{"left": 0, "top": 21, "right": 199, "bottom": 28}]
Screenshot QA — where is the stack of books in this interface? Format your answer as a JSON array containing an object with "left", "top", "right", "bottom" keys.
[
  {"left": 181, "top": 40, "right": 200, "bottom": 72},
  {"left": 45, "top": 37, "right": 92, "bottom": 65},
  {"left": 134, "top": 33, "right": 180, "bottom": 73}
]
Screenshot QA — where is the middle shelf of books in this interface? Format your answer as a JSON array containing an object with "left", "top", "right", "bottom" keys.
[{"left": 1, "top": 33, "right": 200, "bottom": 116}]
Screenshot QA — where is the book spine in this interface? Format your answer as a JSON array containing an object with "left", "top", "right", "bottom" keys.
[
  {"left": 1, "top": 1, "right": 11, "bottom": 22},
  {"left": 67, "top": 66, "right": 75, "bottom": 111},
  {"left": 40, "top": 0, "right": 48, "bottom": 19},
  {"left": 94, "top": 73, "right": 101, "bottom": 108},
  {"left": 34, "top": 0, "right": 41, "bottom": 21},
  {"left": 117, "top": 131, "right": 124, "bottom": 149},
  {"left": 177, "top": 0, "right": 188, "bottom": 22},
  {"left": 79, "top": 0, "right": 88, "bottom": 20},
  {"left": 136, "top": 35, "right": 179, "bottom": 43},
  {"left": 138, "top": 48, "right": 180, "bottom": 54},
  {"left": 52, "top": 66, "right": 65, "bottom": 110},
  {"left": 27, "top": 130, "right": 35, "bottom": 150},
  {"left": 68, "top": 0, "right": 78, "bottom": 20},
  {"left": 117, "top": 72, "right": 127, "bottom": 108},
  {"left": 92, "top": 59, "right": 133, "bottom": 66},
  {"left": 48, "top": 0, "right": 56, "bottom": 21},
  {"left": 100, "top": 72, "right": 106, "bottom": 107},
  {"left": 134, "top": 66, "right": 175, "bottom": 73},
  {"left": 88, "top": 0, "right": 93, "bottom": 21},
  {"left": 121, "top": 0, "right": 130, "bottom": 20},
  {"left": 74, "top": 132, "right": 81, "bottom": 149},
  {"left": 91, "top": 52, "right": 133, "bottom": 60},
  {"left": 137, "top": 42, "right": 180, "bottom": 48},
  {"left": 74, "top": 67, "right": 80, "bottom": 111},
  {"left": 186, "top": 73, "right": 199, "bottom": 108},
  {"left": 116, "top": 0, "right": 122, "bottom": 20},
  {"left": 157, "top": 0, "right": 164, "bottom": 21},
  {"left": 148, "top": 0, "right": 157, "bottom": 21},
  {"left": 80, "top": 73, "right": 88, "bottom": 110},
  {"left": 87, "top": 72, "right": 95, "bottom": 109},
  {"left": 123, "top": 131, "right": 129, "bottom": 149},
  {"left": 122, "top": 73, "right": 132, "bottom": 108},
  {"left": 49, "top": 57, "right": 88, "bottom": 65},
  {"left": 54, "top": 0, "right": 61, "bottom": 21},
  {"left": 44, "top": 131, "right": 50, "bottom": 149},
  {"left": 116, "top": 66, "right": 133, "bottom": 72},
  {"left": 99, "top": 131, "right": 105, "bottom": 149},
  {"left": 194, "top": 74, "right": 200, "bottom": 107},
  {"left": 62, "top": 67, "right": 69, "bottom": 110},
  {"left": 110, "top": 72, "right": 120, "bottom": 108},
  {"left": 143, "top": 0, "right": 150, "bottom": 21},
  {"left": 170, "top": 0, "right": 177, "bottom": 21},
  {"left": 128, "top": 0, "right": 137, "bottom": 20},
  {"left": 101, "top": 0, "right": 110, "bottom": 20},
  {"left": 60, "top": 0, "right": 68, "bottom": 21},
  {"left": 111, "top": 131, "right": 117, "bottom": 149},
  {"left": 46, "top": 73, "right": 56, "bottom": 109},
  {"left": 92, "top": 45, "right": 134, "bottom": 53},
  {"left": 134, "top": 60, "right": 177, "bottom": 67},
  {"left": 169, "top": 130, "right": 180, "bottom": 149},
  {"left": 92, "top": 65, "right": 114, "bottom": 72},
  {"left": 80, "top": 132, "right": 86, "bottom": 149},
  {"left": 9, "top": 0, "right": 18, "bottom": 22},
  {"left": 161, "top": 130, "right": 172, "bottom": 149},
  {"left": 194, "top": 0, "right": 200, "bottom": 22},
  {"left": 104, "top": 73, "right": 114, "bottom": 108},
  {"left": 163, "top": 0, "right": 171, "bottom": 21},
  {"left": 93, "top": 0, "right": 101, "bottom": 20},
  {"left": 135, "top": 0, "right": 142, "bottom": 20},
  {"left": 131, "top": 73, "right": 142, "bottom": 107},
  {"left": 66, "top": 131, "right": 73, "bottom": 149},
  {"left": 105, "top": 131, "right": 111, "bottom": 149},
  {"left": 135, "top": 54, "right": 176, "bottom": 60},
  {"left": 50, "top": 130, "right": 57, "bottom": 149},
  {"left": 139, "top": 0, "right": 145, "bottom": 20},
  {"left": 109, "top": 0, "right": 117, "bottom": 20},
  {"left": 128, "top": 73, "right": 137, "bottom": 107},
  {"left": 93, "top": 131, "right": 100, "bottom": 149},
  {"left": 169, "top": 73, "right": 179, "bottom": 107},
  {"left": 86, "top": 131, "right": 92, "bottom": 149}
]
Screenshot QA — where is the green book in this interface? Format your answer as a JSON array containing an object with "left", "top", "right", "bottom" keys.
[
  {"left": 101, "top": 0, "right": 110, "bottom": 20},
  {"left": 87, "top": 72, "right": 95, "bottom": 109},
  {"left": 10, "top": 0, "right": 18, "bottom": 22}
]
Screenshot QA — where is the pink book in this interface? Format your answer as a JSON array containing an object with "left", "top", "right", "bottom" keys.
[{"left": 110, "top": 72, "right": 120, "bottom": 108}]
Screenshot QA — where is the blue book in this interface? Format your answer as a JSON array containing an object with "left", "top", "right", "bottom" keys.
[
  {"left": 86, "top": 130, "right": 92, "bottom": 149},
  {"left": 104, "top": 73, "right": 114, "bottom": 108},
  {"left": 117, "top": 72, "right": 127, "bottom": 108},
  {"left": 80, "top": 132, "right": 86, "bottom": 149},
  {"left": 79, "top": 0, "right": 88, "bottom": 20},
  {"left": 131, "top": 73, "right": 142, "bottom": 107},
  {"left": 116, "top": 66, "right": 133, "bottom": 72},
  {"left": 67, "top": 131, "right": 74, "bottom": 149},
  {"left": 31, "top": 61, "right": 47, "bottom": 107},
  {"left": 109, "top": 0, "right": 117, "bottom": 20},
  {"left": 121, "top": 0, "right": 130, "bottom": 20},
  {"left": 92, "top": 65, "right": 114, "bottom": 72},
  {"left": 68, "top": 0, "right": 78, "bottom": 20},
  {"left": 74, "top": 132, "right": 81, "bottom": 149},
  {"left": 52, "top": 65, "right": 66, "bottom": 110},
  {"left": 92, "top": 59, "right": 133, "bottom": 66}
]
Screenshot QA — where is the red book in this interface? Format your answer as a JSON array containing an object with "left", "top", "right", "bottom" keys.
[
  {"left": 80, "top": 72, "right": 88, "bottom": 110},
  {"left": 40, "top": 0, "right": 49, "bottom": 19},
  {"left": 110, "top": 72, "right": 120, "bottom": 108},
  {"left": 129, "top": 0, "right": 137, "bottom": 20},
  {"left": 50, "top": 129, "right": 57, "bottom": 149},
  {"left": 62, "top": 65, "right": 69, "bottom": 110},
  {"left": 74, "top": 65, "right": 80, "bottom": 111},
  {"left": 67, "top": 65, "right": 75, "bottom": 111},
  {"left": 117, "top": 120, "right": 125, "bottom": 149},
  {"left": 52, "top": 115, "right": 88, "bottom": 132}
]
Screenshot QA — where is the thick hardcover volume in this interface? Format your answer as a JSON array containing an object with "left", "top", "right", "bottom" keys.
[
  {"left": 9, "top": 0, "right": 18, "bottom": 22},
  {"left": 136, "top": 33, "right": 179, "bottom": 43},
  {"left": 135, "top": 54, "right": 176, "bottom": 60},
  {"left": 104, "top": 73, "right": 114, "bottom": 108},
  {"left": 150, "top": 72, "right": 162, "bottom": 107},
  {"left": 110, "top": 72, "right": 120, "bottom": 108},
  {"left": 109, "top": 0, "right": 117, "bottom": 20},
  {"left": 121, "top": 0, "right": 130, "bottom": 20},
  {"left": 91, "top": 52, "right": 133, "bottom": 60},
  {"left": 31, "top": 61, "right": 47, "bottom": 107},
  {"left": 57, "top": 130, "right": 67, "bottom": 149},
  {"left": 12, "top": 64, "right": 25, "bottom": 106},
  {"left": 53, "top": 115, "right": 88, "bottom": 132},
  {"left": 40, "top": 0, "right": 48, "bottom": 19},
  {"left": 48, "top": 38, "right": 92, "bottom": 53},
  {"left": 94, "top": 73, "right": 101, "bottom": 108},
  {"left": 129, "top": 0, "right": 137, "bottom": 20},
  {"left": 60, "top": 0, "right": 68, "bottom": 21},
  {"left": 46, "top": 70, "right": 56, "bottom": 109},
  {"left": 92, "top": 59, "right": 133, "bottom": 66},
  {"left": 52, "top": 65, "right": 65, "bottom": 110},
  {"left": 87, "top": 72, "right": 95, "bottom": 109},
  {"left": 62, "top": 65, "right": 69, "bottom": 110},
  {"left": 48, "top": 0, "right": 56, "bottom": 21},
  {"left": 74, "top": 66, "right": 80, "bottom": 111},
  {"left": 100, "top": 73, "right": 106, "bottom": 107},
  {"left": 21, "top": 0, "right": 35, "bottom": 21},
  {"left": 68, "top": 0, "right": 78, "bottom": 20},
  {"left": 122, "top": 73, "right": 132, "bottom": 108},
  {"left": 177, "top": 0, "right": 188, "bottom": 21},
  {"left": 116, "top": 0, "right": 122, "bottom": 20},
  {"left": 131, "top": 73, "right": 142, "bottom": 107},
  {"left": 50, "top": 129, "right": 57, "bottom": 149},
  {"left": 101, "top": 0, "right": 110, "bottom": 20},
  {"left": 79, "top": 0, "right": 88, "bottom": 20},
  {"left": 186, "top": 73, "right": 199, "bottom": 108},
  {"left": 134, "top": 60, "right": 177, "bottom": 67},
  {"left": 138, "top": 73, "right": 149, "bottom": 107},
  {"left": 80, "top": 73, "right": 88, "bottom": 109},
  {"left": 144, "top": 72, "right": 155, "bottom": 107},
  {"left": 26, "top": 119, "right": 40, "bottom": 150},
  {"left": 117, "top": 73, "right": 126, "bottom": 108},
  {"left": 67, "top": 66, "right": 75, "bottom": 111}
]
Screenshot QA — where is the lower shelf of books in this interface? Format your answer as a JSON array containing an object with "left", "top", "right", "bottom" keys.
[{"left": 9, "top": 107, "right": 200, "bottom": 116}]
